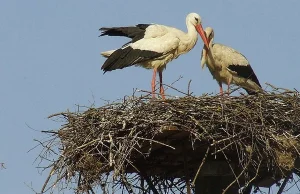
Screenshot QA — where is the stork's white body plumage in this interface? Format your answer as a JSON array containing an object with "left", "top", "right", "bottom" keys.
[
  {"left": 201, "top": 27, "right": 262, "bottom": 95},
  {"left": 100, "top": 13, "right": 209, "bottom": 99}
]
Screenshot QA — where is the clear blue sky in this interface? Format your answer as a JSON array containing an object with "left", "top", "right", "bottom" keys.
[{"left": 1, "top": 0, "right": 299, "bottom": 193}]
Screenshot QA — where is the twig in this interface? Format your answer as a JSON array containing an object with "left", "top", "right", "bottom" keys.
[
  {"left": 184, "top": 145, "right": 191, "bottom": 194},
  {"left": 47, "top": 112, "right": 69, "bottom": 118},
  {"left": 162, "top": 83, "right": 191, "bottom": 96},
  {"left": 187, "top": 80, "right": 192, "bottom": 96},
  {"left": 222, "top": 158, "right": 251, "bottom": 194},
  {"left": 135, "top": 137, "right": 175, "bottom": 150},
  {"left": 142, "top": 174, "right": 159, "bottom": 194},
  {"left": 192, "top": 147, "right": 210, "bottom": 186},
  {"left": 40, "top": 161, "right": 59, "bottom": 193},
  {"left": 0, "top": 163, "right": 6, "bottom": 169},
  {"left": 277, "top": 171, "right": 293, "bottom": 194}
]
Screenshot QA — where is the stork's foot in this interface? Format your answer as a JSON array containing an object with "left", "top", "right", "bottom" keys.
[
  {"left": 152, "top": 93, "right": 156, "bottom": 99},
  {"left": 159, "top": 88, "right": 166, "bottom": 100},
  {"left": 226, "top": 80, "right": 232, "bottom": 96},
  {"left": 218, "top": 83, "right": 224, "bottom": 96},
  {"left": 151, "top": 68, "right": 158, "bottom": 99},
  {"left": 158, "top": 71, "right": 166, "bottom": 100}
]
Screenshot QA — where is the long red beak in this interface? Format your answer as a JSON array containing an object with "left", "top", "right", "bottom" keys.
[{"left": 196, "top": 24, "right": 209, "bottom": 49}]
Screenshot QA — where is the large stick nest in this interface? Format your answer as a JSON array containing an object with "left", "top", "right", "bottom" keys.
[{"left": 39, "top": 86, "right": 300, "bottom": 193}]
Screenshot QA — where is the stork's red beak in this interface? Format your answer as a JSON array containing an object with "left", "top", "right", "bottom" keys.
[{"left": 196, "top": 24, "right": 209, "bottom": 49}]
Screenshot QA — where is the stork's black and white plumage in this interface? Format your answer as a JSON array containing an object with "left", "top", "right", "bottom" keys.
[
  {"left": 100, "top": 13, "right": 209, "bottom": 99},
  {"left": 200, "top": 27, "right": 262, "bottom": 95}
]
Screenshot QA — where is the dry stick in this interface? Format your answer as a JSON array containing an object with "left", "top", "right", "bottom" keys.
[
  {"left": 210, "top": 134, "right": 238, "bottom": 146},
  {"left": 0, "top": 163, "right": 5, "bottom": 169},
  {"left": 139, "top": 75, "right": 184, "bottom": 98},
  {"left": 212, "top": 141, "right": 235, "bottom": 155},
  {"left": 40, "top": 160, "right": 59, "bottom": 193},
  {"left": 187, "top": 80, "right": 192, "bottom": 96},
  {"left": 277, "top": 171, "right": 293, "bottom": 194},
  {"left": 229, "top": 86, "right": 243, "bottom": 95},
  {"left": 138, "top": 83, "right": 160, "bottom": 99},
  {"left": 140, "top": 177, "right": 146, "bottom": 194},
  {"left": 88, "top": 186, "right": 96, "bottom": 194},
  {"left": 222, "top": 158, "right": 251, "bottom": 194},
  {"left": 289, "top": 176, "right": 300, "bottom": 192},
  {"left": 266, "top": 83, "right": 293, "bottom": 92},
  {"left": 169, "top": 75, "right": 184, "bottom": 86},
  {"left": 47, "top": 112, "right": 69, "bottom": 118},
  {"left": 294, "top": 169, "right": 300, "bottom": 178},
  {"left": 135, "top": 137, "right": 175, "bottom": 150},
  {"left": 76, "top": 138, "right": 101, "bottom": 149},
  {"left": 42, "top": 173, "right": 65, "bottom": 193},
  {"left": 162, "top": 83, "right": 191, "bottom": 96},
  {"left": 121, "top": 174, "right": 134, "bottom": 193},
  {"left": 142, "top": 174, "right": 159, "bottom": 194},
  {"left": 220, "top": 150, "right": 241, "bottom": 193},
  {"left": 191, "top": 146, "right": 210, "bottom": 186},
  {"left": 109, "top": 133, "right": 114, "bottom": 167},
  {"left": 77, "top": 172, "right": 82, "bottom": 189},
  {"left": 243, "top": 161, "right": 262, "bottom": 193},
  {"left": 183, "top": 145, "right": 191, "bottom": 194},
  {"left": 138, "top": 90, "right": 172, "bottom": 98}
]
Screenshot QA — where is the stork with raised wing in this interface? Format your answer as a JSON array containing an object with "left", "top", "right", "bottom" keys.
[
  {"left": 201, "top": 27, "right": 262, "bottom": 95},
  {"left": 100, "top": 13, "right": 209, "bottom": 99}
]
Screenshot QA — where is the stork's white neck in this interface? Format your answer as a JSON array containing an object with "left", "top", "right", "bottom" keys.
[
  {"left": 186, "top": 21, "right": 198, "bottom": 42},
  {"left": 175, "top": 22, "right": 198, "bottom": 53}
]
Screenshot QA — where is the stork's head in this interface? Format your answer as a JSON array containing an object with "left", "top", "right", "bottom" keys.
[
  {"left": 204, "top": 27, "right": 214, "bottom": 47},
  {"left": 186, "top": 13, "right": 209, "bottom": 49},
  {"left": 200, "top": 27, "right": 215, "bottom": 69}
]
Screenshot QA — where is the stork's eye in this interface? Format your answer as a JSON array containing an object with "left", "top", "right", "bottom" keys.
[
  {"left": 195, "top": 17, "right": 199, "bottom": 22},
  {"left": 209, "top": 33, "right": 213, "bottom": 40}
]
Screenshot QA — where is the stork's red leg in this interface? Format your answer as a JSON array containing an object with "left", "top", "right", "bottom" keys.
[
  {"left": 218, "top": 81, "right": 223, "bottom": 96},
  {"left": 159, "top": 71, "right": 166, "bottom": 100},
  {"left": 227, "top": 77, "right": 232, "bottom": 96},
  {"left": 151, "top": 68, "right": 157, "bottom": 98}
]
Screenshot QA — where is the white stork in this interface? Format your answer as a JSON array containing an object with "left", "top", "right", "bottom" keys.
[
  {"left": 100, "top": 13, "right": 209, "bottom": 99},
  {"left": 200, "top": 27, "right": 262, "bottom": 95}
]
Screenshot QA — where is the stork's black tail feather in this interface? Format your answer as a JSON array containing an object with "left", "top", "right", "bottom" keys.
[
  {"left": 244, "top": 71, "right": 262, "bottom": 95},
  {"left": 243, "top": 73, "right": 262, "bottom": 95},
  {"left": 249, "top": 72, "right": 262, "bottom": 88},
  {"left": 244, "top": 88, "right": 259, "bottom": 95},
  {"left": 227, "top": 64, "right": 262, "bottom": 95}
]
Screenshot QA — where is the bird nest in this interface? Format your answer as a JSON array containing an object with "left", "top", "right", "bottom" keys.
[{"left": 38, "top": 86, "right": 300, "bottom": 194}]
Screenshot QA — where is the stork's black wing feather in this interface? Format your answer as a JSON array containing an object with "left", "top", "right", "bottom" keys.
[
  {"left": 227, "top": 64, "right": 262, "bottom": 88},
  {"left": 101, "top": 46, "right": 163, "bottom": 72},
  {"left": 99, "top": 24, "right": 151, "bottom": 43}
]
